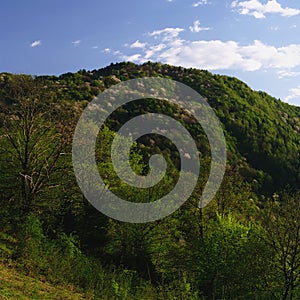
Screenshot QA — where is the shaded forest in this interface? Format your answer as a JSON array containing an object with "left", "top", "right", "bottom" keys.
[{"left": 0, "top": 62, "right": 299, "bottom": 299}]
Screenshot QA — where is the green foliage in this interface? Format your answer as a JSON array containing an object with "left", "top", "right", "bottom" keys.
[
  {"left": 0, "top": 232, "right": 17, "bottom": 260},
  {"left": 259, "top": 194, "right": 300, "bottom": 300},
  {"left": 194, "top": 214, "right": 269, "bottom": 299}
]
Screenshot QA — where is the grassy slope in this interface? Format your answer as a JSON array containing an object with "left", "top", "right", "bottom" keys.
[{"left": 0, "top": 263, "right": 87, "bottom": 300}]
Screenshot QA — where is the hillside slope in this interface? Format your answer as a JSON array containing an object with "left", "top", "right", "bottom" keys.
[
  {"left": 4, "top": 61, "right": 296, "bottom": 194},
  {"left": 0, "top": 263, "right": 86, "bottom": 299}
]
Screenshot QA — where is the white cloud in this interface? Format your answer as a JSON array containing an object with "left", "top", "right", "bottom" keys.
[
  {"left": 277, "top": 70, "right": 300, "bottom": 78},
  {"left": 241, "top": 41, "right": 300, "bottom": 69},
  {"left": 144, "top": 44, "right": 167, "bottom": 60},
  {"left": 72, "top": 40, "right": 81, "bottom": 46},
  {"left": 144, "top": 44, "right": 167, "bottom": 59},
  {"left": 130, "top": 40, "right": 146, "bottom": 48},
  {"left": 156, "top": 40, "right": 262, "bottom": 71},
  {"left": 153, "top": 37, "right": 300, "bottom": 72},
  {"left": 231, "top": 0, "right": 300, "bottom": 18},
  {"left": 103, "top": 48, "right": 111, "bottom": 53},
  {"left": 30, "top": 40, "right": 41, "bottom": 47},
  {"left": 284, "top": 86, "right": 300, "bottom": 103},
  {"left": 121, "top": 53, "right": 143, "bottom": 62},
  {"left": 192, "top": 0, "right": 209, "bottom": 7},
  {"left": 149, "top": 27, "right": 184, "bottom": 42},
  {"left": 116, "top": 26, "right": 300, "bottom": 76},
  {"left": 189, "top": 20, "right": 210, "bottom": 33}
]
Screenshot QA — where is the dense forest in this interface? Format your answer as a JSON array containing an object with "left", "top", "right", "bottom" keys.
[{"left": 0, "top": 61, "right": 299, "bottom": 299}]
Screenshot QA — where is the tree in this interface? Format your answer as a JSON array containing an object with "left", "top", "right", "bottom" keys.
[
  {"left": 260, "top": 193, "right": 300, "bottom": 299},
  {"left": 0, "top": 75, "right": 64, "bottom": 214},
  {"left": 191, "top": 214, "right": 270, "bottom": 299}
]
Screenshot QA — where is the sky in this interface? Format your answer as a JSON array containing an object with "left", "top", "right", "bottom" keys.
[{"left": 1, "top": 0, "right": 300, "bottom": 106}]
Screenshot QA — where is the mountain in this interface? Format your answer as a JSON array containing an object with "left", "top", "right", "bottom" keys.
[
  {"left": 0, "top": 62, "right": 299, "bottom": 299},
  {"left": 4, "top": 61, "right": 297, "bottom": 195}
]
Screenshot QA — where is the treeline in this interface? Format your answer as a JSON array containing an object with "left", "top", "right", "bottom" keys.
[{"left": 0, "top": 64, "right": 299, "bottom": 299}]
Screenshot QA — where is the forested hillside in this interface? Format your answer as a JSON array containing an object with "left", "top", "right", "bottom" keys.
[{"left": 0, "top": 62, "right": 299, "bottom": 299}]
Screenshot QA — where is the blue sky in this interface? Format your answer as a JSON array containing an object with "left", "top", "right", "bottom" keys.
[{"left": 1, "top": 0, "right": 300, "bottom": 106}]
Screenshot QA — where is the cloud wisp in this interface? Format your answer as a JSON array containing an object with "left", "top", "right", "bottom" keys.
[
  {"left": 72, "top": 40, "right": 82, "bottom": 46},
  {"left": 189, "top": 20, "right": 210, "bottom": 33},
  {"left": 103, "top": 48, "right": 111, "bottom": 54},
  {"left": 130, "top": 40, "right": 146, "bottom": 49},
  {"left": 285, "top": 86, "right": 300, "bottom": 103},
  {"left": 231, "top": 0, "right": 300, "bottom": 19},
  {"left": 192, "top": 0, "right": 209, "bottom": 7},
  {"left": 149, "top": 27, "right": 184, "bottom": 42},
  {"left": 277, "top": 70, "right": 300, "bottom": 79},
  {"left": 30, "top": 40, "right": 41, "bottom": 47}
]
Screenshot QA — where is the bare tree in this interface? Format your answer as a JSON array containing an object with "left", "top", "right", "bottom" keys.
[{"left": 0, "top": 75, "right": 63, "bottom": 213}]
